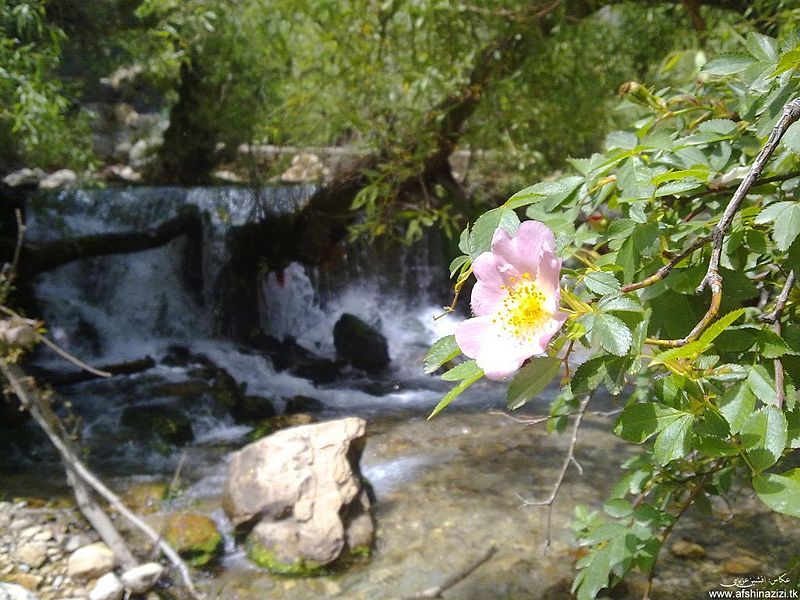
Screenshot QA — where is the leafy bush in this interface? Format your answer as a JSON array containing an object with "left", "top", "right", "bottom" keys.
[{"left": 429, "top": 31, "right": 800, "bottom": 598}]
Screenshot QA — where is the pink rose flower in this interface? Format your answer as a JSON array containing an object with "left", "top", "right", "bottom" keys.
[{"left": 455, "top": 220, "right": 568, "bottom": 380}]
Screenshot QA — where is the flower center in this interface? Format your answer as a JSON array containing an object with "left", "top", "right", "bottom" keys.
[{"left": 495, "top": 273, "right": 549, "bottom": 340}]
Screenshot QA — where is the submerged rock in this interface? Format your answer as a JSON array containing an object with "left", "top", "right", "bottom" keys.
[
  {"left": 245, "top": 413, "right": 317, "bottom": 442},
  {"left": 223, "top": 417, "right": 374, "bottom": 573},
  {"left": 333, "top": 313, "right": 390, "bottom": 374},
  {"left": 163, "top": 513, "right": 223, "bottom": 567},
  {"left": 120, "top": 403, "right": 194, "bottom": 445},
  {"left": 256, "top": 335, "right": 340, "bottom": 384},
  {"left": 284, "top": 395, "right": 324, "bottom": 414}
]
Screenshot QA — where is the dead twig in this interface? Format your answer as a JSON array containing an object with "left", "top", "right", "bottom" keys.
[
  {"left": 0, "top": 361, "right": 204, "bottom": 600},
  {"left": 400, "top": 545, "right": 497, "bottom": 599},
  {"left": 517, "top": 394, "right": 591, "bottom": 549}
]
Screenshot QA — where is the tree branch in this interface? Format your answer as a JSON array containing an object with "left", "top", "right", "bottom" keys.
[
  {"left": 764, "top": 270, "right": 796, "bottom": 409},
  {"left": 401, "top": 545, "right": 497, "bottom": 600},
  {"left": 0, "top": 362, "right": 204, "bottom": 600},
  {"left": 517, "top": 394, "right": 591, "bottom": 549}
]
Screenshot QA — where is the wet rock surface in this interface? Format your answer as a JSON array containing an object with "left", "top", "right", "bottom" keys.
[{"left": 333, "top": 314, "right": 390, "bottom": 374}]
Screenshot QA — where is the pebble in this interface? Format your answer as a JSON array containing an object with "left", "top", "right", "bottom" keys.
[
  {"left": 67, "top": 544, "right": 115, "bottom": 580},
  {"left": 670, "top": 539, "right": 706, "bottom": 559},
  {"left": 723, "top": 555, "right": 762, "bottom": 575},
  {"left": 88, "top": 573, "right": 123, "bottom": 600},
  {"left": 16, "top": 543, "right": 48, "bottom": 569},
  {"left": 120, "top": 563, "right": 163, "bottom": 594}
]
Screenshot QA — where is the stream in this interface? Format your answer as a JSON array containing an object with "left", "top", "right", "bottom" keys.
[{"left": 2, "top": 187, "right": 798, "bottom": 599}]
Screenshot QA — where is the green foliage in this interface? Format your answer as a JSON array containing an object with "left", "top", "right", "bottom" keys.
[
  {"left": 430, "top": 26, "right": 800, "bottom": 599},
  {"left": 0, "top": 0, "right": 93, "bottom": 168}
]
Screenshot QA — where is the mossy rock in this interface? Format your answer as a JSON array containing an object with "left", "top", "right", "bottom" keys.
[
  {"left": 164, "top": 512, "right": 223, "bottom": 567},
  {"left": 246, "top": 413, "right": 317, "bottom": 442},
  {"left": 122, "top": 482, "right": 170, "bottom": 514},
  {"left": 245, "top": 538, "right": 328, "bottom": 576},
  {"left": 284, "top": 395, "right": 324, "bottom": 415}
]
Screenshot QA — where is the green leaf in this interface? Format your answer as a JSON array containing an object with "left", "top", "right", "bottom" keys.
[
  {"left": 653, "top": 178, "right": 703, "bottom": 197},
  {"left": 746, "top": 32, "right": 778, "bottom": 62},
  {"left": 698, "top": 309, "right": 746, "bottom": 347},
  {"left": 696, "top": 119, "right": 738, "bottom": 135},
  {"left": 603, "top": 498, "right": 633, "bottom": 518},
  {"left": 591, "top": 313, "right": 633, "bottom": 356},
  {"left": 719, "top": 384, "right": 755, "bottom": 433},
  {"left": 506, "top": 177, "right": 583, "bottom": 210},
  {"left": 741, "top": 406, "right": 788, "bottom": 472},
  {"left": 755, "top": 201, "right": 800, "bottom": 251},
  {"left": 441, "top": 359, "right": 480, "bottom": 381},
  {"left": 753, "top": 469, "right": 800, "bottom": 517},
  {"left": 573, "top": 546, "right": 611, "bottom": 600},
  {"left": 598, "top": 295, "right": 641, "bottom": 313},
  {"left": 584, "top": 271, "right": 621, "bottom": 296},
  {"left": 755, "top": 329, "right": 793, "bottom": 358},
  {"left": 448, "top": 255, "right": 469, "bottom": 278},
  {"left": 468, "top": 209, "right": 520, "bottom": 259},
  {"left": 748, "top": 365, "right": 777, "bottom": 406},
  {"left": 428, "top": 362, "right": 484, "bottom": 419},
  {"left": 614, "top": 403, "right": 688, "bottom": 443},
  {"left": 507, "top": 356, "right": 561, "bottom": 410},
  {"left": 787, "top": 410, "right": 800, "bottom": 449},
  {"left": 782, "top": 120, "right": 800, "bottom": 154},
  {"left": 653, "top": 414, "right": 694, "bottom": 465},
  {"left": 772, "top": 48, "right": 800, "bottom": 76},
  {"left": 423, "top": 335, "right": 460, "bottom": 374},
  {"left": 702, "top": 54, "right": 757, "bottom": 76}
]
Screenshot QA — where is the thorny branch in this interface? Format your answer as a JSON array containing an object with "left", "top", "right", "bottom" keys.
[
  {"left": 764, "top": 270, "right": 796, "bottom": 409},
  {"left": 622, "top": 98, "right": 800, "bottom": 348},
  {"left": 517, "top": 394, "right": 591, "bottom": 549}
]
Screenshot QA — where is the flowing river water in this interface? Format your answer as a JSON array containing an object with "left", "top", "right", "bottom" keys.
[{"left": 2, "top": 187, "right": 798, "bottom": 599}]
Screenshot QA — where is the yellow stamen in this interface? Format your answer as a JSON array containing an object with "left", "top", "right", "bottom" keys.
[{"left": 497, "top": 275, "right": 550, "bottom": 341}]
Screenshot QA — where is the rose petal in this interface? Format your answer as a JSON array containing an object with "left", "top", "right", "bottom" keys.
[
  {"left": 491, "top": 220, "right": 555, "bottom": 278},
  {"left": 535, "top": 254, "right": 562, "bottom": 296},
  {"left": 455, "top": 315, "right": 495, "bottom": 359},
  {"left": 471, "top": 280, "right": 506, "bottom": 316}
]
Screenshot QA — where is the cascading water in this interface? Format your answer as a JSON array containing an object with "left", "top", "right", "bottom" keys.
[{"left": 19, "top": 185, "right": 485, "bottom": 473}]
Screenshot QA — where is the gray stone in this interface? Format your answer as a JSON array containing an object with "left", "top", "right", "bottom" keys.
[
  {"left": 2, "top": 168, "right": 44, "bottom": 188},
  {"left": 0, "top": 582, "right": 39, "bottom": 600},
  {"left": 120, "top": 563, "right": 163, "bottom": 594},
  {"left": 88, "top": 573, "right": 123, "bottom": 600},
  {"left": 333, "top": 313, "right": 390, "bottom": 373},
  {"left": 39, "top": 169, "right": 77, "bottom": 190},
  {"left": 67, "top": 543, "right": 115, "bottom": 579},
  {"left": 223, "top": 417, "right": 373, "bottom": 570},
  {"left": 16, "top": 542, "right": 48, "bottom": 568}
]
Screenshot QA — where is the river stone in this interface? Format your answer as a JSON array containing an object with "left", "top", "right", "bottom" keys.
[
  {"left": 163, "top": 513, "right": 222, "bottom": 567},
  {"left": 223, "top": 417, "right": 373, "bottom": 572},
  {"left": 88, "top": 573, "right": 123, "bottom": 600},
  {"left": 39, "top": 169, "right": 77, "bottom": 190},
  {"left": 284, "top": 395, "right": 324, "bottom": 414},
  {"left": 15, "top": 542, "right": 48, "bottom": 568},
  {"left": 119, "top": 403, "right": 194, "bottom": 445},
  {"left": 0, "top": 582, "right": 39, "bottom": 600},
  {"left": 120, "top": 563, "right": 163, "bottom": 594},
  {"left": 2, "top": 168, "right": 44, "bottom": 188},
  {"left": 333, "top": 313, "right": 390, "bottom": 374},
  {"left": 67, "top": 543, "right": 115, "bottom": 579}
]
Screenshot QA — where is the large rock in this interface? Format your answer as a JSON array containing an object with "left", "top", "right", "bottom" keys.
[
  {"left": 39, "top": 169, "right": 77, "bottom": 189},
  {"left": 333, "top": 314, "right": 390, "bottom": 374},
  {"left": 223, "top": 417, "right": 373, "bottom": 573}
]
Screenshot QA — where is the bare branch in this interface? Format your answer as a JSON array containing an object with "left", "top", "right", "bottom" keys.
[
  {"left": 0, "top": 362, "right": 204, "bottom": 600},
  {"left": 401, "top": 545, "right": 497, "bottom": 600},
  {"left": 764, "top": 270, "right": 796, "bottom": 409},
  {"left": 517, "top": 394, "right": 591, "bottom": 549}
]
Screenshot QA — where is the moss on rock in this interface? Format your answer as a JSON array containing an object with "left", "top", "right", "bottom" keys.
[
  {"left": 164, "top": 513, "right": 223, "bottom": 567},
  {"left": 245, "top": 538, "right": 328, "bottom": 576}
]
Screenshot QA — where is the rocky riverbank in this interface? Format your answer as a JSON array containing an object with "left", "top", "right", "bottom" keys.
[{"left": 0, "top": 502, "right": 166, "bottom": 600}]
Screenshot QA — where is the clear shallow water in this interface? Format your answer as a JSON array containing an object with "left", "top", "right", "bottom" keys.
[{"left": 12, "top": 187, "right": 800, "bottom": 599}]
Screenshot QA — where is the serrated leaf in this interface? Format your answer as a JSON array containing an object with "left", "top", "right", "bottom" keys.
[
  {"left": 458, "top": 226, "right": 470, "bottom": 254},
  {"left": 506, "top": 177, "right": 583, "bottom": 210},
  {"left": 697, "top": 119, "right": 738, "bottom": 135},
  {"left": 787, "top": 410, "right": 800, "bottom": 449},
  {"left": 698, "top": 309, "right": 746, "bottom": 347},
  {"left": 571, "top": 355, "right": 632, "bottom": 396},
  {"left": 756, "top": 329, "right": 793, "bottom": 358},
  {"left": 506, "top": 356, "right": 561, "bottom": 410},
  {"left": 746, "top": 32, "right": 778, "bottom": 62},
  {"left": 753, "top": 469, "right": 800, "bottom": 517},
  {"left": 468, "top": 209, "right": 520, "bottom": 259},
  {"left": 441, "top": 359, "right": 481, "bottom": 381},
  {"left": 448, "top": 255, "right": 470, "bottom": 278},
  {"left": 428, "top": 363, "right": 484, "bottom": 419},
  {"left": 784, "top": 121, "right": 800, "bottom": 155},
  {"left": 591, "top": 313, "right": 633, "bottom": 356},
  {"left": 654, "top": 178, "right": 703, "bottom": 197},
  {"left": 424, "top": 335, "right": 460, "bottom": 374},
  {"left": 719, "top": 384, "right": 755, "bottom": 433},
  {"left": 598, "top": 295, "right": 641, "bottom": 313},
  {"left": 584, "top": 271, "right": 621, "bottom": 296},
  {"left": 702, "top": 54, "right": 757, "bottom": 76},
  {"left": 748, "top": 365, "right": 777, "bottom": 405},
  {"left": 741, "top": 406, "right": 787, "bottom": 472},
  {"left": 755, "top": 200, "right": 800, "bottom": 251},
  {"left": 653, "top": 414, "right": 694, "bottom": 465},
  {"left": 651, "top": 168, "right": 710, "bottom": 185},
  {"left": 614, "top": 403, "right": 688, "bottom": 443},
  {"left": 603, "top": 498, "right": 633, "bottom": 518}
]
